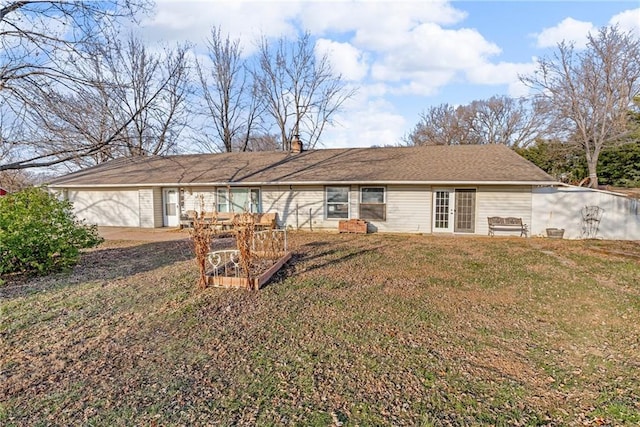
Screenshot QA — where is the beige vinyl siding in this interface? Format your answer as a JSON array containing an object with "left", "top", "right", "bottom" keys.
[
  {"left": 364, "top": 185, "right": 432, "bottom": 233},
  {"left": 349, "top": 185, "right": 358, "bottom": 219},
  {"left": 476, "top": 186, "right": 532, "bottom": 235},
  {"left": 262, "top": 186, "right": 326, "bottom": 230},
  {"left": 67, "top": 188, "right": 140, "bottom": 227},
  {"left": 262, "top": 184, "right": 432, "bottom": 233},
  {"left": 152, "top": 187, "right": 163, "bottom": 227},
  {"left": 138, "top": 188, "right": 155, "bottom": 228},
  {"left": 182, "top": 187, "right": 217, "bottom": 213}
]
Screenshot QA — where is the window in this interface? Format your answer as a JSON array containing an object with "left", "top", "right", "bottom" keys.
[
  {"left": 216, "top": 188, "right": 261, "bottom": 213},
  {"left": 360, "top": 187, "right": 386, "bottom": 221},
  {"left": 326, "top": 186, "right": 349, "bottom": 219},
  {"left": 216, "top": 189, "right": 228, "bottom": 212}
]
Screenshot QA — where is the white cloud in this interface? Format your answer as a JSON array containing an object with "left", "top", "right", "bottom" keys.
[
  {"left": 384, "top": 70, "right": 456, "bottom": 96},
  {"left": 609, "top": 8, "right": 640, "bottom": 36},
  {"left": 140, "top": 1, "right": 500, "bottom": 98},
  {"left": 318, "top": 85, "right": 406, "bottom": 148},
  {"left": 534, "top": 17, "right": 596, "bottom": 49},
  {"left": 322, "top": 102, "right": 407, "bottom": 148},
  {"left": 139, "top": 1, "right": 302, "bottom": 55},
  {"left": 466, "top": 60, "right": 537, "bottom": 97},
  {"left": 315, "top": 39, "right": 369, "bottom": 82},
  {"left": 364, "top": 23, "right": 504, "bottom": 96},
  {"left": 301, "top": 0, "right": 466, "bottom": 40}
]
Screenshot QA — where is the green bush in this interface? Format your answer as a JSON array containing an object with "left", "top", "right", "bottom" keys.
[
  {"left": 598, "top": 142, "right": 640, "bottom": 188},
  {"left": 516, "top": 140, "right": 587, "bottom": 184},
  {"left": 0, "top": 187, "right": 103, "bottom": 277}
]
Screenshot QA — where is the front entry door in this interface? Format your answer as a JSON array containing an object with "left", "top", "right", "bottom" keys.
[
  {"left": 433, "top": 189, "right": 476, "bottom": 233},
  {"left": 163, "top": 188, "right": 180, "bottom": 227}
]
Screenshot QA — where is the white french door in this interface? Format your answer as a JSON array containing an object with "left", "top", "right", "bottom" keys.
[
  {"left": 433, "top": 189, "right": 476, "bottom": 233},
  {"left": 163, "top": 188, "right": 180, "bottom": 227},
  {"left": 433, "top": 190, "right": 454, "bottom": 232}
]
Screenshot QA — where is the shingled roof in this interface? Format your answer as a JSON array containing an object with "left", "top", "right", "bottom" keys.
[{"left": 48, "top": 144, "right": 556, "bottom": 187}]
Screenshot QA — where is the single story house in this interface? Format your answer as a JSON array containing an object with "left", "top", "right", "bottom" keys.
[{"left": 48, "top": 144, "right": 564, "bottom": 236}]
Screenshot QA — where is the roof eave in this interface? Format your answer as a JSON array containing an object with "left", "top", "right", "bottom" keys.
[{"left": 47, "top": 179, "right": 561, "bottom": 188}]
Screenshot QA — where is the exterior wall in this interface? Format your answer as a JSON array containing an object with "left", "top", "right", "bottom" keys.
[
  {"left": 261, "top": 184, "right": 432, "bottom": 232},
  {"left": 532, "top": 186, "right": 640, "bottom": 240},
  {"left": 368, "top": 185, "right": 431, "bottom": 233},
  {"left": 153, "top": 187, "right": 163, "bottom": 227},
  {"left": 138, "top": 188, "right": 155, "bottom": 228},
  {"left": 262, "top": 185, "right": 326, "bottom": 230},
  {"left": 59, "top": 184, "right": 640, "bottom": 239},
  {"left": 182, "top": 187, "right": 217, "bottom": 213},
  {"left": 67, "top": 188, "right": 140, "bottom": 227},
  {"left": 137, "top": 187, "right": 163, "bottom": 228},
  {"left": 475, "top": 186, "right": 533, "bottom": 236},
  {"left": 249, "top": 184, "right": 533, "bottom": 235}
]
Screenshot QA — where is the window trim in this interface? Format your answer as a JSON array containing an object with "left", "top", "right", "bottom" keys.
[
  {"left": 359, "top": 186, "right": 386, "bottom": 221},
  {"left": 325, "top": 186, "right": 350, "bottom": 220}
]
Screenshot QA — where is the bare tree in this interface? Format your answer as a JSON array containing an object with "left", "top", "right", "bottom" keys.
[
  {"left": 195, "top": 27, "right": 261, "bottom": 153},
  {"left": 408, "top": 96, "right": 544, "bottom": 148},
  {"left": 467, "top": 96, "right": 547, "bottom": 148},
  {"left": 0, "top": 0, "right": 155, "bottom": 172},
  {"left": 108, "top": 36, "right": 191, "bottom": 157},
  {"left": 0, "top": 1, "right": 147, "bottom": 89},
  {"left": 521, "top": 26, "right": 640, "bottom": 188},
  {"left": 234, "top": 133, "right": 280, "bottom": 152},
  {"left": 408, "top": 104, "right": 474, "bottom": 146},
  {"left": 253, "top": 32, "right": 355, "bottom": 151},
  {"left": 0, "top": 35, "right": 190, "bottom": 172}
]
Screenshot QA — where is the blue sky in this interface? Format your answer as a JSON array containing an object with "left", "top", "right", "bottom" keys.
[{"left": 139, "top": 1, "right": 640, "bottom": 149}]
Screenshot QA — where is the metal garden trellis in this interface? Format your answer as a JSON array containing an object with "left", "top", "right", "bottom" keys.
[{"left": 581, "top": 206, "right": 604, "bottom": 239}]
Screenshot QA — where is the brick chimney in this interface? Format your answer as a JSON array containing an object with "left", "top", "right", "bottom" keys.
[{"left": 291, "top": 134, "right": 303, "bottom": 153}]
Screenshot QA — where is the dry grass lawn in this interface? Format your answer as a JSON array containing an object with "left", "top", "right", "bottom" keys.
[{"left": 1, "top": 232, "right": 639, "bottom": 426}]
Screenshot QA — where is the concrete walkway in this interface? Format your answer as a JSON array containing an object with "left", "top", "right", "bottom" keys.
[{"left": 98, "top": 227, "right": 191, "bottom": 242}]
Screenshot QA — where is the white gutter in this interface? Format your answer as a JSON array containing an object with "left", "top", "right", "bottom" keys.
[{"left": 48, "top": 180, "right": 561, "bottom": 188}]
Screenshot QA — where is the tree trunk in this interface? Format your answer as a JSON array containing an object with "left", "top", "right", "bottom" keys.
[{"left": 587, "top": 160, "right": 599, "bottom": 188}]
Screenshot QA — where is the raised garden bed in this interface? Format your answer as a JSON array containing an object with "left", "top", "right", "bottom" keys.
[{"left": 206, "top": 251, "right": 291, "bottom": 289}]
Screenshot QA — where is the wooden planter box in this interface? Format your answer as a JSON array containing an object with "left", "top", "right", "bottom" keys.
[
  {"left": 546, "top": 228, "right": 565, "bottom": 239},
  {"left": 206, "top": 251, "right": 292, "bottom": 290},
  {"left": 338, "top": 219, "right": 367, "bottom": 234}
]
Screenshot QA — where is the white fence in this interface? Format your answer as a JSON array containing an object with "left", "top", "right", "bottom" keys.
[{"left": 531, "top": 186, "right": 640, "bottom": 240}]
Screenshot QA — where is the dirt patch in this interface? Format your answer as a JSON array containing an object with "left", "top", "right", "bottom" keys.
[{"left": 98, "top": 226, "right": 191, "bottom": 241}]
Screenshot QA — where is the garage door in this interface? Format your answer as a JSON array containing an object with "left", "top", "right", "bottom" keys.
[{"left": 68, "top": 189, "right": 140, "bottom": 227}]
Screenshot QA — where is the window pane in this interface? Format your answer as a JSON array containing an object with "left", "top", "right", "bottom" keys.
[
  {"left": 360, "top": 204, "right": 385, "bottom": 221},
  {"left": 327, "top": 187, "right": 348, "bottom": 203},
  {"left": 250, "top": 189, "right": 261, "bottom": 213},
  {"left": 217, "top": 189, "right": 228, "bottom": 212},
  {"left": 326, "top": 186, "right": 349, "bottom": 219},
  {"left": 328, "top": 203, "right": 349, "bottom": 218},
  {"left": 361, "top": 187, "right": 384, "bottom": 203},
  {"left": 230, "top": 188, "right": 249, "bottom": 212}
]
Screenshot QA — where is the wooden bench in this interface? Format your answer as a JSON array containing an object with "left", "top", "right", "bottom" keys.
[
  {"left": 179, "top": 210, "right": 198, "bottom": 228},
  {"left": 180, "top": 211, "right": 235, "bottom": 229},
  {"left": 182, "top": 211, "right": 278, "bottom": 230},
  {"left": 487, "top": 217, "right": 528, "bottom": 237},
  {"left": 254, "top": 212, "right": 278, "bottom": 230}
]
